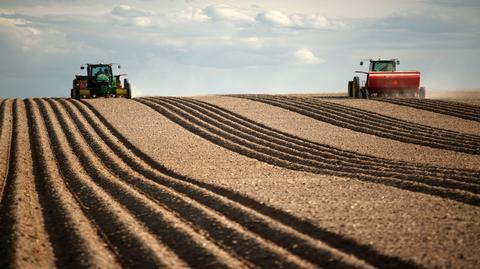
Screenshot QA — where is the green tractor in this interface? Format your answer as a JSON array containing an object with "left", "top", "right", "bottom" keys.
[{"left": 71, "top": 63, "right": 132, "bottom": 99}]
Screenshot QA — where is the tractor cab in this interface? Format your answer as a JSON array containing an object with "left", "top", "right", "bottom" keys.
[
  {"left": 360, "top": 59, "right": 399, "bottom": 72},
  {"left": 88, "top": 64, "right": 113, "bottom": 84}
]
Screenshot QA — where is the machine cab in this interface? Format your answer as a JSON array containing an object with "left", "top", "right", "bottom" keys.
[
  {"left": 86, "top": 64, "right": 113, "bottom": 86},
  {"left": 360, "top": 59, "right": 399, "bottom": 72}
]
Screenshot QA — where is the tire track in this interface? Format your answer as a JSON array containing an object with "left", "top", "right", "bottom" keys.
[
  {"left": 233, "top": 95, "right": 480, "bottom": 154},
  {"left": 0, "top": 100, "right": 56, "bottom": 269},
  {"left": 136, "top": 97, "right": 480, "bottom": 206},
  {"left": 79, "top": 99, "right": 424, "bottom": 269},
  {"left": 25, "top": 99, "right": 120, "bottom": 268},
  {"left": 374, "top": 98, "right": 480, "bottom": 122},
  {"left": 36, "top": 98, "right": 189, "bottom": 269}
]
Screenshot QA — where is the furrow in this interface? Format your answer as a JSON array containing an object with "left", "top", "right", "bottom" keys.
[
  {"left": 165, "top": 97, "right": 480, "bottom": 187},
  {"left": 410, "top": 99, "right": 479, "bottom": 115},
  {"left": 0, "top": 100, "right": 13, "bottom": 203},
  {"left": 61, "top": 97, "right": 374, "bottom": 269},
  {"left": 424, "top": 99, "right": 480, "bottom": 113},
  {"left": 0, "top": 100, "right": 56, "bottom": 269},
  {"left": 68, "top": 99, "right": 380, "bottom": 269},
  {"left": 25, "top": 99, "right": 120, "bottom": 268},
  {"left": 78, "top": 99, "right": 425, "bottom": 269},
  {"left": 251, "top": 95, "right": 467, "bottom": 147},
  {"left": 55, "top": 99, "right": 313, "bottom": 269},
  {"left": 149, "top": 97, "right": 480, "bottom": 193},
  {"left": 302, "top": 97, "right": 480, "bottom": 141},
  {"left": 267, "top": 94, "right": 480, "bottom": 154},
  {"left": 48, "top": 98, "right": 253, "bottom": 269},
  {"left": 137, "top": 97, "right": 480, "bottom": 206},
  {"left": 375, "top": 98, "right": 480, "bottom": 122},
  {"left": 235, "top": 95, "right": 480, "bottom": 154},
  {"left": 35, "top": 99, "right": 188, "bottom": 269},
  {"left": 184, "top": 97, "right": 479, "bottom": 181}
]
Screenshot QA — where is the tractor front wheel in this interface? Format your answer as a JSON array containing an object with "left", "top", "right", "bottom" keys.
[
  {"left": 348, "top": 81, "right": 353, "bottom": 97},
  {"left": 124, "top": 79, "right": 132, "bottom": 99},
  {"left": 71, "top": 87, "right": 80, "bottom": 100},
  {"left": 419, "top": 87, "right": 426, "bottom": 99},
  {"left": 363, "top": 88, "right": 369, "bottom": 99}
]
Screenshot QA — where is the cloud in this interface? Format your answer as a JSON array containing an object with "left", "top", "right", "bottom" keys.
[
  {"left": 0, "top": 8, "right": 15, "bottom": 15},
  {"left": 203, "top": 4, "right": 254, "bottom": 24},
  {"left": 370, "top": 11, "right": 477, "bottom": 33},
  {"left": 109, "top": 5, "right": 155, "bottom": 27},
  {"left": 0, "top": 2, "right": 478, "bottom": 98},
  {"left": 133, "top": 16, "right": 151, "bottom": 27},
  {"left": 256, "top": 10, "right": 292, "bottom": 27},
  {"left": 110, "top": 5, "right": 151, "bottom": 17},
  {"left": 295, "top": 48, "right": 323, "bottom": 64},
  {"left": 422, "top": 0, "right": 480, "bottom": 8},
  {"left": 256, "top": 10, "right": 346, "bottom": 30},
  {"left": 169, "top": 7, "right": 210, "bottom": 23},
  {"left": 0, "top": 16, "right": 42, "bottom": 51}
]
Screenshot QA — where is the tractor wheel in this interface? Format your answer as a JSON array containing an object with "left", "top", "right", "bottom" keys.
[
  {"left": 348, "top": 81, "right": 353, "bottom": 97},
  {"left": 419, "top": 87, "right": 426, "bottom": 99},
  {"left": 71, "top": 79, "right": 77, "bottom": 99},
  {"left": 353, "top": 76, "right": 360, "bottom": 98},
  {"left": 124, "top": 79, "right": 132, "bottom": 99},
  {"left": 363, "top": 88, "right": 369, "bottom": 99},
  {"left": 71, "top": 87, "right": 80, "bottom": 100}
]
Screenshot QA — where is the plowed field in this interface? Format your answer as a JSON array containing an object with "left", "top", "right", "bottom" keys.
[{"left": 0, "top": 95, "right": 479, "bottom": 269}]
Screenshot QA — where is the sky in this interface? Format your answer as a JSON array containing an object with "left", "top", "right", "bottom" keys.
[{"left": 0, "top": 0, "right": 479, "bottom": 98}]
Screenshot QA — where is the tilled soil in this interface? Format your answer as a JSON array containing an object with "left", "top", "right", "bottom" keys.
[
  {"left": 229, "top": 95, "right": 480, "bottom": 154},
  {"left": 372, "top": 98, "right": 480, "bottom": 122},
  {"left": 1, "top": 96, "right": 479, "bottom": 269},
  {"left": 194, "top": 96, "right": 480, "bottom": 170},
  {"left": 320, "top": 98, "right": 480, "bottom": 135}
]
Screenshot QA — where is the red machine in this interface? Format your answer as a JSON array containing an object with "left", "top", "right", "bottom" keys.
[{"left": 348, "top": 59, "right": 425, "bottom": 98}]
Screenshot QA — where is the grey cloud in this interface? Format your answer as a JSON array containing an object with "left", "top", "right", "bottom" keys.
[
  {"left": 111, "top": 4, "right": 152, "bottom": 17},
  {"left": 368, "top": 11, "right": 478, "bottom": 33},
  {"left": 421, "top": 0, "right": 480, "bottom": 7}
]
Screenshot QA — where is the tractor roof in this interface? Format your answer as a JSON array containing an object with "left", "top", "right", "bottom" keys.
[
  {"left": 87, "top": 63, "right": 112, "bottom": 66},
  {"left": 369, "top": 59, "right": 398, "bottom": 62}
]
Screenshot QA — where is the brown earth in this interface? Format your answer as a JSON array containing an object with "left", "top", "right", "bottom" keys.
[{"left": 0, "top": 95, "right": 479, "bottom": 269}]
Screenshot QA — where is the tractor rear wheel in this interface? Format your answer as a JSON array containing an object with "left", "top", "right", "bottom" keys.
[
  {"left": 348, "top": 81, "right": 353, "bottom": 97},
  {"left": 353, "top": 76, "right": 360, "bottom": 98},
  {"left": 419, "top": 87, "right": 426, "bottom": 99},
  {"left": 124, "top": 78, "right": 132, "bottom": 99}
]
